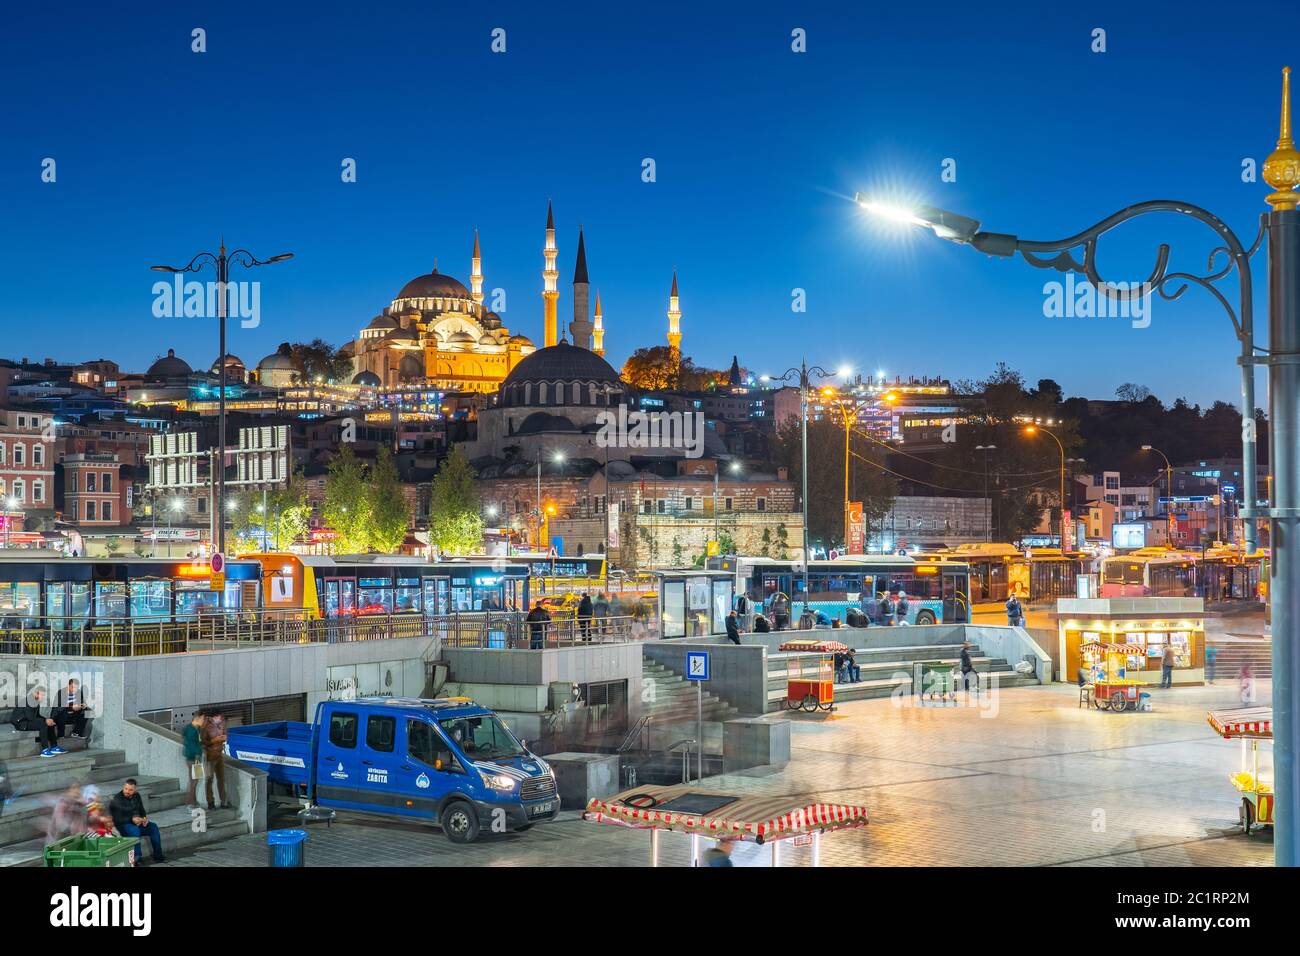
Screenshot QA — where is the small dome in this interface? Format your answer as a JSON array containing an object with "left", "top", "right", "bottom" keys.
[
  {"left": 147, "top": 349, "right": 192, "bottom": 379},
  {"left": 508, "top": 333, "right": 533, "bottom": 345},
  {"left": 386, "top": 327, "right": 418, "bottom": 343},
  {"left": 478, "top": 333, "right": 497, "bottom": 346},
  {"left": 501, "top": 341, "right": 621, "bottom": 387},
  {"left": 395, "top": 268, "right": 471, "bottom": 301},
  {"left": 352, "top": 371, "right": 382, "bottom": 387},
  {"left": 209, "top": 354, "right": 244, "bottom": 374},
  {"left": 366, "top": 314, "right": 398, "bottom": 331},
  {"left": 258, "top": 352, "right": 296, "bottom": 371},
  {"left": 445, "top": 331, "right": 475, "bottom": 345}
]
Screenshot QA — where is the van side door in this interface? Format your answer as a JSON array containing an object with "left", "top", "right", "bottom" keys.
[
  {"left": 315, "top": 706, "right": 361, "bottom": 806},
  {"left": 391, "top": 716, "right": 463, "bottom": 819}
]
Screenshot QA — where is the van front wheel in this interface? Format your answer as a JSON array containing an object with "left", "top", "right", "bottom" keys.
[{"left": 441, "top": 801, "right": 480, "bottom": 844}]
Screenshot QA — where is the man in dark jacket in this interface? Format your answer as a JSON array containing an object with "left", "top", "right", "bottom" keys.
[
  {"left": 110, "top": 779, "right": 164, "bottom": 863},
  {"left": 577, "top": 593, "right": 594, "bottom": 641},
  {"left": 525, "top": 601, "right": 551, "bottom": 649},
  {"left": 959, "top": 641, "right": 979, "bottom": 694},
  {"left": 11, "top": 687, "right": 62, "bottom": 756},
  {"left": 724, "top": 610, "right": 742, "bottom": 645},
  {"left": 752, "top": 614, "right": 771, "bottom": 633},
  {"left": 53, "top": 678, "right": 91, "bottom": 740}
]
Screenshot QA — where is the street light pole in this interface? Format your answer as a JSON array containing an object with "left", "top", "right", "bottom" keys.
[
  {"left": 976, "top": 445, "right": 996, "bottom": 541},
  {"left": 762, "top": 360, "right": 837, "bottom": 607},
  {"left": 856, "top": 67, "right": 1297, "bottom": 866},
  {"left": 151, "top": 243, "right": 293, "bottom": 558},
  {"left": 1264, "top": 66, "right": 1300, "bottom": 868},
  {"left": 1024, "top": 425, "right": 1065, "bottom": 545},
  {"left": 1141, "top": 445, "right": 1174, "bottom": 544}
]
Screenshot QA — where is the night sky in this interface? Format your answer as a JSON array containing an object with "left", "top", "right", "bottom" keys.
[{"left": 1, "top": 0, "right": 1293, "bottom": 407}]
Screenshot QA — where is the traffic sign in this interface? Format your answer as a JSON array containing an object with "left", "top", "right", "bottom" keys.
[
  {"left": 686, "top": 651, "right": 710, "bottom": 681},
  {"left": 210, "top": 552, "right": 225, "bottom": 575}
]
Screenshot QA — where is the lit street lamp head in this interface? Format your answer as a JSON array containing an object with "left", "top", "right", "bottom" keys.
[{"left": 854, "top": 192, "right": 1017, "bottom": 256}]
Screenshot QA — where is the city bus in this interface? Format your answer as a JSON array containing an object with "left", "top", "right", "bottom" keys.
[
  {"left": 244, "top": 553, "right": 531, "bottom": 619},
  {"left": 520, "top": 554, "right": 607, "bottom": 597},
  {"left": 737, "top": 555, "right": 971, "bottom": 625},
  {"left": 1100, "top": 548, "right": 1202, "bottom": 597},
  {"left": 937, "top": 544, "right": 1087, "bottom": 604}
]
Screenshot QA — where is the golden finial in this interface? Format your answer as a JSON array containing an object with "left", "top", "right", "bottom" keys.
[{"left": 1264, "top": 66, "right": 1300, "bottom": 211}]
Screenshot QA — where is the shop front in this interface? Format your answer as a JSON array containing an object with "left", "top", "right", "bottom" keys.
[{"left": 1054, "top": 597, "right": 1205, "bottom": 686}]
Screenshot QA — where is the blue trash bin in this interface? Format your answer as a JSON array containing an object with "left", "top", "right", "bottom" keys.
[{"left": 267, "top": 828, "right": 308, "bottom": 867}]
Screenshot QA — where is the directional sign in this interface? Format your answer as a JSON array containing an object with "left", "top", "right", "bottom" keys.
[{"left": 686, "top": 651, "right": 710, "bottom": 681}]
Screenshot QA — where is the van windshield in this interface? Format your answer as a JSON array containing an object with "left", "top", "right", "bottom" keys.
[{"left": 438, "top": 714, "right": 525, "bottom": 761}]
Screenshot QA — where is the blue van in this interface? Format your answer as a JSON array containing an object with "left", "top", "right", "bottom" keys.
[{"left": 225, "top": 697, "right": 560, "bottom": 843}]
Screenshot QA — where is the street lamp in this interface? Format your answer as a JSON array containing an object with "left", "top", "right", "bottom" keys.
[
  {"left": 1022, "top": 425, "right": 1066, "bottom": 545},
  {"left": 713, "top": 460, "right": 742, "bottom": 551},
  {"left": 858, "top": 68, "right": 1300, "bottom": 867},
  {"left": 975, "top": 445, "right": 997, "bottom": 541},
  {"left": 1140, "top": 445, "right": 1175, "bottom": 543},
  {"left": 166, "top": 498, "right": 184, "bottom": 558},
  {"left": 763, "top": 359, "right": 841, "bottom": 603},
  {"left": 151, "top": 242, "right": 293, "bottom": 558}
]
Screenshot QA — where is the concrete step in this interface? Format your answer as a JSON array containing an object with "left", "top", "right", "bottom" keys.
[
  {"left": 3, "top": 749, "right": 128, "bottom": 802},
  {"left": 0, "top": 774, "right": 182, "bottom": 848},
  {"left": 0, "top": 731, "right": 91, "bottom": 763},
  {"left": 764, "top": 669, "right": 1040, "bottom": 708},
  {"left": 0, "top": 805, "right": 245, "bottom": 867}
]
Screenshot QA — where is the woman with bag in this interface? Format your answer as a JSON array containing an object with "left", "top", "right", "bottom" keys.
[{"left": 182, "top": 712, "right": 205, "bottom": 807}]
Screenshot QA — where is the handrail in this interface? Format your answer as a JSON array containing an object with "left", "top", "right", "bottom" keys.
[
  {"left": 666, "top": 737, "right": 698, "bottom": 785},
  {"left": 617, "top": 714, "right": 652, "bottom": 754}
]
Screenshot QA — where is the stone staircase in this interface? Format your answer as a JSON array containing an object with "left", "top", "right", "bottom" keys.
[
  {"left": 641, "top": 659, "right": 740, "bottom": 725},
  {"left": 0, "top": 728, "right": 244, "bottom": 867},
  {"left": 1210, "top": 637, "right": 1272, "bottom": 680},
  {"left": 765, "top": 642, "right": 1040, "bottom": 711}
]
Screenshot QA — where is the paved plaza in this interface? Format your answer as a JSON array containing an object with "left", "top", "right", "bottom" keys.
[{"left": 158, "top": 679, "right": 1274, "bottom": 867}]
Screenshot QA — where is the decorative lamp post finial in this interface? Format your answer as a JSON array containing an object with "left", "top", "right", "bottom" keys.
[{"left": 1264, "top": 66, "right": 1300, "bottom": 210}]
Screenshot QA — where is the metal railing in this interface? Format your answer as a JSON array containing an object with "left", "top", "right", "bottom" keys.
[
  {"left": 666, "top": 737, "right": 697, "bottom": 784},
  {"left": 0, "top": 609, "right": 646, "bottom": 657}
]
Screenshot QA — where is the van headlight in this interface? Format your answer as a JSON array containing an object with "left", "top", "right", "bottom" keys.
[{"left": 484, "top": 773, "right": 516, "bottom": 792}]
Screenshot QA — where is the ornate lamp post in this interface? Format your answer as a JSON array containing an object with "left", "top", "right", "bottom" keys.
[
  {"left": 858, "top": 68, "right": 1300, "bottom": 866},
  {"left": 151, "top": 243, "right": 293, "bottom": 557},
  {"left": 761, "top": 360, "right": 842, "bottom": 605}
]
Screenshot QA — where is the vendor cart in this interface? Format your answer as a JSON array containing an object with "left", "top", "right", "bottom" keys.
[
  {"left": 1208, "top": 707, "right": 1274, "bottom": 834},
  {"left": 782, "top": 653, "right": 834, "bottom": 712},
  {"left": 1080, "top": 641, "right": 1146, "bottom": 712},
  {"left": 584, "top": 783, "right": 868, "bottom": 866}
]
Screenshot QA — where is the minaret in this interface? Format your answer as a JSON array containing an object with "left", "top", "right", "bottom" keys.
[
  {"left": 470, "top": 229, "right": 484, "bottom": 307},
  {"left": 570, "top": 226, "right": 592, "bottom": 349},
  {"left": 542, "top": 201, "right": 559, "bottom": 347},
  {"left": 593, "top": 290, "right": 605, "bottom": 357},
  {"left": 666, "top": 271, "right": 682, "bottom": 354}
]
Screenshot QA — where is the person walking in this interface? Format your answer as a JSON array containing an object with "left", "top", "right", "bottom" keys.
[
  {"left": 1005, "top": 593, "right": 1024, "bottom": 627},
  {"left": 1161, "top": 643, "right": 1176, "bottom": 689},
  {"left": 959, "top": 641, "right": 979, "bottom": 694},
  {"left": 110, "top": 779, "right": 164, "bottom": 864},
  {"left": 1240, "top": 661, "right": 1255, "bottom": 705},
  {"left": 577, "top": 593, "right": 594, "bottom": 642},
  {"left": 593, "top": 591, "right": 610, "bottom": 636},
  {"left": 82, "top": 785, "right": 114, "bottom": 836},
  {"left": 896, "top": 591, "right": 911, "bottom": 626},
  {"left": 878, "top": 591, "right": 895, "bottom": 626},
  {"left": 1205, "top": 643, "right": 1218, "bottom": 684},
  {"left": 525, "top": 601, "right": 551, "bottom": 649},
  {"left": 724, "top": 610, "right": 743, "bottom": 646},
  {"left": 46, "top": 782, "right": 86, "bottom": 844},
  {"left": 703, "top": 838, "right": 736, "bottom": 867},
  {"left": 860, "top": 591, "right": 878, "bottom": 627},
  {"left": 771, "top": 593, "right": 790, "bottom": 631},
  {"left": 201, "top": 710, "right": 232, "bottom": 811},
  {"left": 182, "top": 712, "right": 205, "bottom": 807}
]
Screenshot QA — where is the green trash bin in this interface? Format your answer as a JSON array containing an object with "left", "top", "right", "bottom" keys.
[
  {"left": 44, "top": 835, "right": 141, "bottom": 868},
  {"left": 917, "top": 661, "right": 956, "bottom": 700}
]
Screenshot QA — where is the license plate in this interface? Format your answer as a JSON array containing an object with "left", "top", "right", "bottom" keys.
[{"left": 528, "top": 801, "right": 555, "bottom": 817}]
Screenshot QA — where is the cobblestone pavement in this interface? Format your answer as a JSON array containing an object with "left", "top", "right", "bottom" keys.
[{"left": 158, "top": 680, "right": 1275, "bottom": 867}]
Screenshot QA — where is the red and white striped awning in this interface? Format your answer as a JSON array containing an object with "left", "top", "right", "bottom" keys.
[
  {"left": 585, "top": 784, "right": 869, "bottom": 842},
  {"left": 1208, "top": 708, "right": 1273, "bottom": 739}
]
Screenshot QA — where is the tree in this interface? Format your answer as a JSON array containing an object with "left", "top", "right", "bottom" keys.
[
  {"left": 621, "top": 346, "right": 679, "bottom": 390},
  {"left": 230, "top": 472, "right": 312, "bottom": 551},
  {"left": 428, "top": 446, "right": 483, "bottom": 556},
  {"left": 773, "top": 414, "right": 897, "bottom": 552},
  {"left": 367, "top": 447, "right": 412, "bottom": 554},
  {"left": 1116, "top": 383, "right": 1152, "bottom": 403},
  {"left": 323, "top": 446, "right": 371, "bottom": 553},
  {"left": 272, "top": 339, "right": 354, "bottom": 385}
]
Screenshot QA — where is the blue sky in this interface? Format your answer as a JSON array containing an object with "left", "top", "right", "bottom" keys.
[{"left": 0, "top": 0, "right": 1292, "bottom": 406}]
